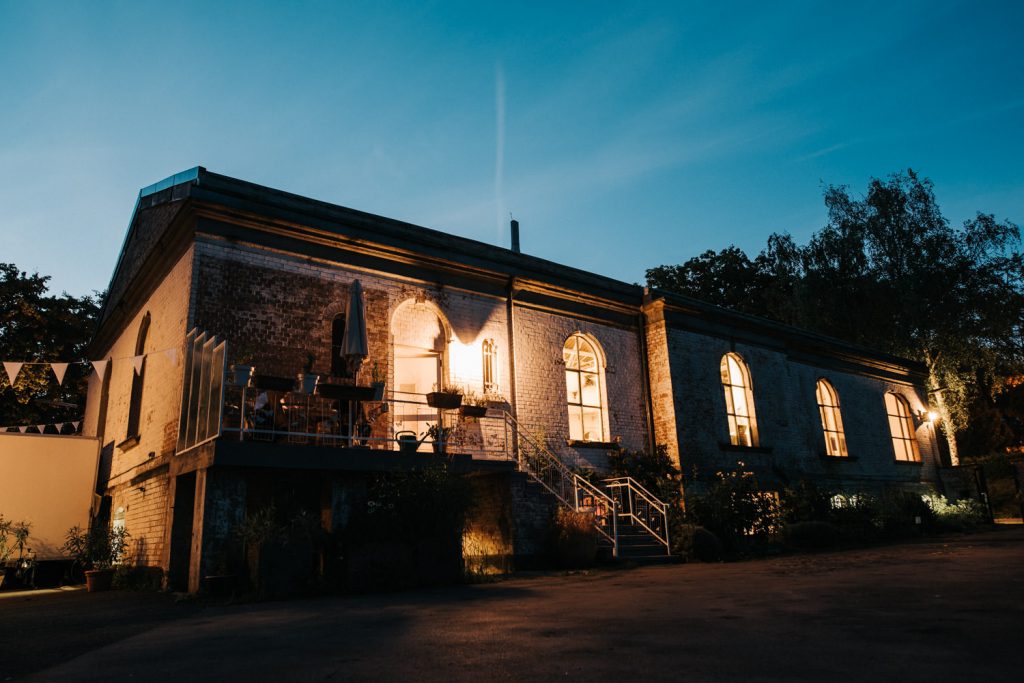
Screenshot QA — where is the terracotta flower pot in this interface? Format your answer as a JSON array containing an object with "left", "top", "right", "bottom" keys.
[{"left": 85, "top": 568, "right": 115, "bottom": 592}]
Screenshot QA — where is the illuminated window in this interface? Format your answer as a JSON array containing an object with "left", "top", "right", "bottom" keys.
[
  {"left": 885, "top": 392, "right": 920, "bottom": 462},
  {"left": 126, "top": 313, "right": 150, "bottom": 438},
  {"left": 564, "top": 334, "right": 605, "bottom": 442},
  {"left": 816, "top": 379, "right": 848, "bottom": 457},
  {"left": 482, "top": 339, "right": 498, "bottom": 393},
  {"left": 720, "top": 353, "right": 759, "bottom": 447}
]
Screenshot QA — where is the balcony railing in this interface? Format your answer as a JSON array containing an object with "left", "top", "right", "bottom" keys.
[{"left": 219, "top": 382, "right": 514, "bottom": 460}]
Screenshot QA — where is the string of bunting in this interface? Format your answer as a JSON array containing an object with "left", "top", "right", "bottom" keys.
[
  {"left": 1, "top": 420, "right": 82, "bottom": 435},
  {"left": 1, "top": 343, "right": 183, "bottom": 388}
]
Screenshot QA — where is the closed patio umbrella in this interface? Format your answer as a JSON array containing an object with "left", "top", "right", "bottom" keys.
[{"left": 341, "top": 279, "right": 369, "bottom": 375}]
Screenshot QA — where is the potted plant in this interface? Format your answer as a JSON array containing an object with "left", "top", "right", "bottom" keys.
[
  {"left": 297, "top": 352, "right": 319, "bottom": 394},
  {"left": 0, "top": 516, "right": 31, "bottom": 589},
  {"left": 459, "top": 389, "right": 488, "bottom": 418},
  {"left": 424, "top": 423, "right": 454, "bottom": 454},
  {"left": 62, "top": 524, "right": 130, "bottom": 592},
  {"left": 370, "top": 362, "right": 386, "bottom": 401},
  {"left": 426, "top": 383, "right": 463, "bottom": 410}
]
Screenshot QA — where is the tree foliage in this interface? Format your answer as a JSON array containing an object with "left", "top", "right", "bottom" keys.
[
  {"left": 646, "top": 170, "right": 1024, "bottom": 460},
  {"left": 0, "top": 263, "right": 102, "bottom": 426}
]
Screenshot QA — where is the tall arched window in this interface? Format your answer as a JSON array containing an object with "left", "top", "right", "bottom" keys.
[
  {"left": 885, "top": 392, "right": 920, "bottom": 462},
  {"left": 331, "top": 313, "right": 348, "bottom": 377},
  {"left": 126, "top": 313, "right": 150, "bottom": 439},
  {"left": 816, "top": 379, "right": 848, "bottom": 457},
  {"left": 720, "top": 353, "right": 759, "bottom": 447},
  {"left": 482, "top": 339, "right": 498, "bottom": 394},
  {"left": 564, "top": 333, "right": 606, "bottom": 442}
]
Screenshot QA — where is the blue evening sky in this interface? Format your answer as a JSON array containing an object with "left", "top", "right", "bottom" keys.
[{"left": 2, "top": 1, "right": 1022, "bottom": 297}]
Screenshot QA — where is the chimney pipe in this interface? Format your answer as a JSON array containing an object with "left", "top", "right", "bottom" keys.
[{"left": 511, "top": 219, "right": 520, "bottom": 253}]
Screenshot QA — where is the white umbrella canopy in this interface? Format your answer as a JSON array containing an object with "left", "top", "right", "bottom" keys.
[{"left": 341, "top": 279, "right": 369, "bottom": 375}]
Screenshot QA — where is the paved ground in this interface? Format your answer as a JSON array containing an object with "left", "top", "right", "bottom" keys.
[{"left": 2, "top": 527, "right": 1022, "bottom": 682}]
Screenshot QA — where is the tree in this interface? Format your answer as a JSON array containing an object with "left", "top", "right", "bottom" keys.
[
  {"left": 646, "top": 170, "right": 1024, "bottom": 464},
  {"left": 0, "top": 263, "right": 102, "bottom": 427}
]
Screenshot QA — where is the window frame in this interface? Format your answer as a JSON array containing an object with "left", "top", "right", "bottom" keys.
[
  {"left": 720, "top": 352, "right": 759, "bottom": 448},
  {"left": 563, "top": 333, "right": 607, "bottom": 443},
  {"left": 884, "top": 392, "right": 921, "bottom": 462},
  {"left": 815, "top": 379, "right": 849, "bottom": 457},
  {"left": 125, "top": 312, "right": 150, "bottom": 440},
  {"left": 482, "top": 338, "right": 498, "bottom": 394}
]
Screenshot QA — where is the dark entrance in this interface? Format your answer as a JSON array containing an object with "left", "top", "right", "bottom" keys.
[{"left": 167, "top": 472, "right": 197, "bottom": 591}]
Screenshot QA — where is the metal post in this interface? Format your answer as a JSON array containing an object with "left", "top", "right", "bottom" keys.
[
  {"left": 611, "top": 501, "right": 619, "bottom": 558},
  {"left": 239, "top": 383, "right": 246, "bottom": 442}
]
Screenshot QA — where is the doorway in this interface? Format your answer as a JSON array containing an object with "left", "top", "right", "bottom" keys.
[
  {"left": 167, "top": 472, "right": 196, "bottom": 592},
  {"left": 393, "top": 344, "right": 440, "bottom": 451}
]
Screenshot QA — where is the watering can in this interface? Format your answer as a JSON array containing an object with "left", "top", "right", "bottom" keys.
[{"left": 395, "top": 430, "right": 427, "bottom": 454}]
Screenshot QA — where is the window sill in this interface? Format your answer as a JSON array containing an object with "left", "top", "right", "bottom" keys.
[
  {"left": 820, "top": 453, "right": 858, "bottom": 462},
  {"left": 567, "top": 439, "right": 621, "bottom": 450},
  {"left": 894, "top": 459, "right": 924, "bottom": 466},
  {"left": 718, "top": 442, "right": 773, "bottom": 454},
  {"left": 117, "top": 434, "right": 141, "bottom": 452}
]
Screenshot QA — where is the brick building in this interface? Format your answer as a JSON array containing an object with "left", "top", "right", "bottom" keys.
[{"left": 84, "top": 167, "right": 944, "bottom": 590}]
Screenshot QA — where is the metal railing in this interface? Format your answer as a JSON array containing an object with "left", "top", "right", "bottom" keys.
[
  {"left": 219, "top": 382, "right": 514, "bottom": 459},
  {"left": 500, "top": 411, "right": 619, "bottom": 555},
  {"left": 604, "top": 476, "right": 671, "bottom": 554}
]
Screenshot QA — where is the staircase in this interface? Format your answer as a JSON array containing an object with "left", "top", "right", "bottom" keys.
[{"left": 500, "top": 412, "right": 672, "bottom": 562}]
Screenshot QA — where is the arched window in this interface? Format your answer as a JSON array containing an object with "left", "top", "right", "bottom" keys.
[
  {"left": 331, "top": 313, "right": 348, "bottom": 377},
  {"left": 816, "top": 379, "right": 848, "bottom": 457},
  {"left": 720, "top": 353, "right": 759, "bottom": 447},
  {"left": 885, "top": 392, "right": 920, "bottom": 462},
  {"left": 564, "top": 333, "right": 606, "bottom": 442},
  {"left": 126, "top": 313, "right": 150, "bottom": 439},
  {"left": 482, "top": 339, "right": 498, "bottom": 394}
]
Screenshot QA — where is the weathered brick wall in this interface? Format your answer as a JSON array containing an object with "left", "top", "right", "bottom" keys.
[
  {"left": 663, "top": 326, "right": 941, "bottom": 493},
  {"left": 512, "top": 307, "right": 649, "bottom": 469},
  {"left": 85, "top": 247, "right": 194, "bottom": 567}
]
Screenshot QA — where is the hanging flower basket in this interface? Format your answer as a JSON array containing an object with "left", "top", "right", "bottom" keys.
[
  {"left": 460, "top": 405, "right": 487, "bottom": 418},
  {"left": 426, "top": 392, "right": 462, "bottom": 409}
]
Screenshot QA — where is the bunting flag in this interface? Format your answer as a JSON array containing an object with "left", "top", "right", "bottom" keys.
[
  {"left": 51, "top": 362, "right": 70, "bottom": 385},
  {"left": 55, "top": 422, "right": 64, "bottom": 432},
  {"left": 72, "top": 420, "right": 80, "bottom": 431},
  {"left": 132, "top": 355, "right": 145, "bottom": 376},
  {"left": 3, "top": 362, "right": 23, "bottom": 386},
  {"left": 36, "top": 424, "right": 45, "bottom": 433},
  {"left": 91, "top": 359, "right": 109, "bottom": 382},
  {"left": 18, "top": 426, "right": 27, "bottom": 433}
]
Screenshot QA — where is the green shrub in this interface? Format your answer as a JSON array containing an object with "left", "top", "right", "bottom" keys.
[
  {"left": 923, "top": 494, "right": 987, "bottom": 530},
  {"left": 685, "top": 464, "right": 780, "bottom": 550},
  {"left": 875, "top": 490, "right": 934, "bottom": 538},
  {"left": 780, "top": 480, "right": 833, "bottom": 524},
  {"left": 782, "top": 521, "right": 840, "bottom": 550},
  {"left": 674, "top": 524, "right": 723, "bottom": 562}
]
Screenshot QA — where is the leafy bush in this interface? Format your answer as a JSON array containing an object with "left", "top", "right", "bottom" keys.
[
  {"left": 780, "top": 480, "right": 833, "bottom": 524},
  {"left": 62, "top": 524, "right": 130, "bottom": 572},
  {"left": 674, "top": 524, "right": 723, "bottom": 562},
  {"left": 548, "top": 508, "right": 599, "bottom": 569},
  {"left": 685, "top": 464, "right": 780, "bottom": 550},
  {"left": 782, "top": 521, "right": 840, "bottom": 550},
  {"left": 923, "top": 494, "right": 987, "bottom": 530},
  {"left": 350, "top": 464, "right": 475, "bottom": 543}
]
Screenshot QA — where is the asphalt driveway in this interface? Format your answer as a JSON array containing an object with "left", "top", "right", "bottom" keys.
[{"left": 2, "top": 527, "right": 1022, "bottom": 682}]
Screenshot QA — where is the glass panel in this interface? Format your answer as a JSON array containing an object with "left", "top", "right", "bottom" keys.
[
  {"left": 565, "top": 371, "right": 580, "bottom": 404},
  {"left": 720, "top": 358, "right": 731, "bottom": 384},
  {"left": 731, "top": 385, "right": 748, "bottom": 417},
  {"left": 577, "top": 339, "right": 597, "bottom": 372},
  {"left": 728, "top": 356, "right": 744, "bottom": 386},
  {"left": 563, "top": 336, "right": 578, "bottom": 369},
  {"left": 580, "top": 372, "right": 600, "bottom": 406},
  {"left": 735, "top": 417, "right": 751, "bottom": 447},
  {"left": 581, "top": 407, "right": 603, "bottom": 441},
  {"left": 567, "top": 405, "right": 583, "bottom": 441},
  {"left": 723, "top": 385, "right": 735, "bottom": 414}
]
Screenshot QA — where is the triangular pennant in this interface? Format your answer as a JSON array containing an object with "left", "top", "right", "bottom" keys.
[
  {"left": 3, "top": 362, "right": 24, "bottom": 386},
  {"left": 164, "top": 347, "right": 179, "bottom": 366},
  {"left": 51, "top": 362, "right": 70, "bottom": 385},
  {"left": 18, "top": 426, "right": 27, "bottom": 433},
  {"left": 132, "top": 355, "right": 145, "bottom": 376},
  {"left": 55, "top": 422, "right": 64, "bottom": 433},
  {"left": 37, "top": 424, "right": 45, "bottom": 433},
  {"left": 72, "top": 420, "right": 81, "bottom": 431},
  {"left": 91, "top": 359, "right": 109, "bottom": 382}
]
